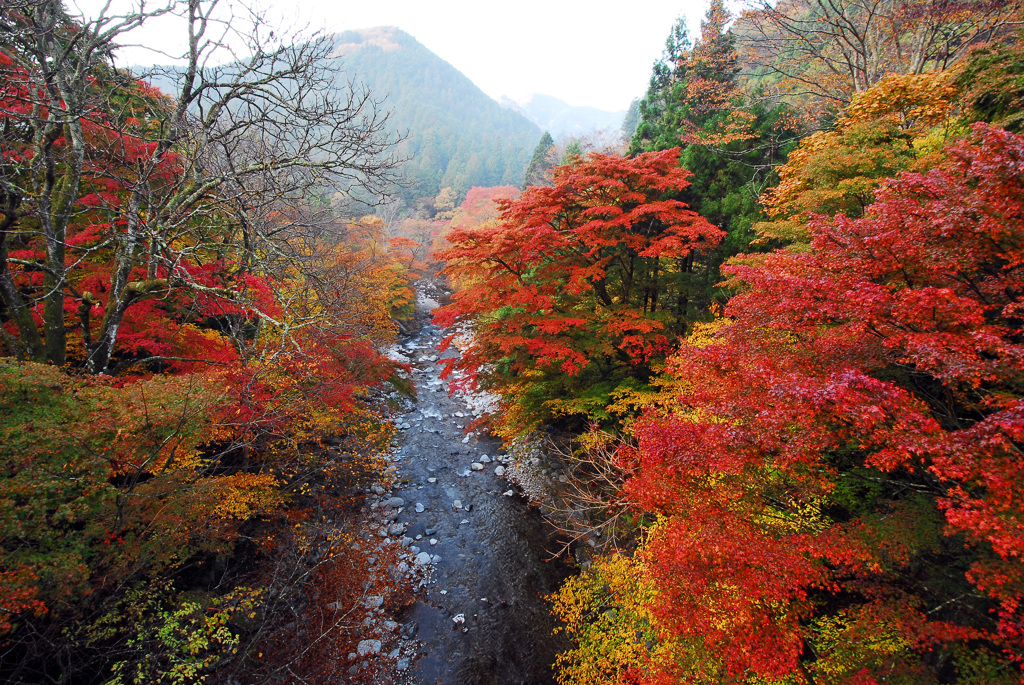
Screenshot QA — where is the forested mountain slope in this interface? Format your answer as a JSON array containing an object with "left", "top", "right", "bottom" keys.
[{"left": 330, "top": 27, "right": 541, "bottom": 207}]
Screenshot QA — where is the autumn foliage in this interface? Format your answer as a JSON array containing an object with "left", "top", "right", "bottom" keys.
[{"left": 435, "top": 150, "right": 721, "bottom": 436}]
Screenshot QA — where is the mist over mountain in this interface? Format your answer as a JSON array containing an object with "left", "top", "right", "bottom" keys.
[
  {"left": 500, "top": 93, "right": 625, "bottom": 142},
  {"left": 329, "top": 27, "right": 542, "bottom": 209}
]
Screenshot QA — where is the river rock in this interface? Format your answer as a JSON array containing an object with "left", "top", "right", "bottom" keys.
[
  {"left": 453, "top": 499, "right": 462, "bottom": 509},
  {"left": 357, "top": 639, "right": 381, "bottom": 656},
  {"left": 494, "top": 465, "right": 505, "bottom": 476},
  {"left": 387, "top": 497, "right": 406, "bottom": 508},
  {"left": 388, "top": 523, "right": 405, "bottom": 536},
  {"left": 425, "top": 527, "right": 437, "bottom": 536},
  {"left": 414, "top": 551, "right": 432, "bottom": 565},
  {"left": 470, "top": 462, "right": 484, "bottom": 471},
  {"left": 480, "top": 454, "right": 491, "bottom": 463},
  {"left": 415, "top": 502, "right": 425, "bottom": 513}
]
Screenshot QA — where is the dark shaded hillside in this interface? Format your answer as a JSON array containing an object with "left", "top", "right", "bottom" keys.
[{"left": 331, "top": 27, "right": 541, "bottom": 207}]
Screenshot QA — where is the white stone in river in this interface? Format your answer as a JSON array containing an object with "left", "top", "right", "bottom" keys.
[
  {"left": 503, "top": 490, "right": 514, "bottom": 497},
  {"left": 414, "top": 551, "right": 432, "bottom": 565},
  {"left": 427, "top": 477, "right": 437, "bottom": 483},
  {"left": 494, "top": 465, "right": 505, "bottom": 476},
  {"left": 480, "top": 455, "right": 491, "bottom": 463},
  {"left": 357, "top": 639, "right": 381, "bottom": 656},
  {"left": 415, "top": 502, "right": 425, "bottom": 513},
  {"left": 470, "top": 462, "right": 484, "bottom": 471},
  {"left": 452, "top": 613, "right": 465, "bottom": 624},
  {"left": 455, "top": 411, "right": 465, "bottom": 417},
  {"left": 453, "top": 499, "right": 462, "bottom": 509},
  {"left": 461, "top": 435, "right": 471, "bottom": 444},
  {"left": 430, "top": 538, "right": 437, "bottom": 545}
]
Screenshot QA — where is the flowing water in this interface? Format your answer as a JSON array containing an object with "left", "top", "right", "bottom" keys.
[{"left": 389, "top": 280, "right": 572, "bottom": 685}]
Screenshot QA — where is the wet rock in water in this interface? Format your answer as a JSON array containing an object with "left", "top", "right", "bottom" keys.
[
  {"left": 415, "top": 502, "right": 425, "bottom": 513},
  {"left": 430, "top": 538, "right": 438, "bottom": 545},
  {"left": 461, "top": 435, "right": 471, "bottom": 444},
  {"left": 387, "top": 497, "right": 406, "bottom": 508},
  {"left": 425, "top": 527, "right": 437, "bottom": 536},
  {"left": 503, "top": 490, "right": 514, "bottom": 496},
  {"left": 388, "top": 523, "right": 405, "bottom": 536},
  {"left": 414, "top": 551, "right": 432, "bottom": 565},
  {"left": 494, "top": 465, "right": 506, "bottom": 477},
  {"left": 470, "top": 462, "right": 484, "bottom": 471},
  {"left": 453, "top": 499, "right": 462, "bottom": 510},
  {"left": 480, "top": 454, "right": 491, "bottom": 463},
  {"left": 427, "top": 477, "right": 437, "bottom": 483},
  {"left": 357, "top": 639, "right": 381, "bottom": 656}
]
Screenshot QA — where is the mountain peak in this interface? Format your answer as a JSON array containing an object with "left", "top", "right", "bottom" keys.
[{"left": 331, "top": 26, "right": 409, "bottom": 56}]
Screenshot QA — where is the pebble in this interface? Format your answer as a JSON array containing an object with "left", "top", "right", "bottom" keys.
[
  {"left": 387, "top": 497, "right": 406, "bottom": 508},
  {"left": 388, "top": 523, "right": 405, "bottom": 536},
  {"left": 470, "top": 462, "right": 484, "bottom": 471},
  {"left": 480, "top": 454, "right": 491, "bottom": 463},
  {"left": 461, "top": 435, "right": 471, "bottom": 444},
  {"left": 430, "top": 538, "right": 438, "bottom": 545},
  {"left": 503, "top": 490, "right": 514, "bottom": 496},
  {"left": 415, "top": 551, "right": 432, "bottom": 565},
  {"left": 415, "top": 502, "right": 425, "bottom": 513},
  {"left": 425, "top": 527, "right": 437, "bottom": 535},
  {"left": 453, "top": 499, "right": 462, "bottom": 509},
  {"left": 452, "top": 613, "right": 465, "bottom": 624},
  {"left": 494, "top": 465, "right": 505, "bottom": 476},
  {"left": 427, "top": 477, "right": 437, "bottom": 483}
]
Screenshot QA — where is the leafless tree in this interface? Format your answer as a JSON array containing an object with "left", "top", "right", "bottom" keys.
[
  {"left": 0, "top": 0, "right": 399, "bottom": 373},
  {"left": 736, "top": 0, "right": 1022, "bottom": 104}
]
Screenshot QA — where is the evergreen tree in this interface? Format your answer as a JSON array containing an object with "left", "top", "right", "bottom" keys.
[
  {"left": 561, "top": 138, "right": 584, "bottom": 165},
  {"left": 629, "top": 1, "right": 800, "bottom": 324},
  {"left": 523, "top": 131, "right": 558, "bottom": 188}
]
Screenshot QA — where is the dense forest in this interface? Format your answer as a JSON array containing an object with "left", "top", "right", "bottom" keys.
[
  {"left": 329, "top": 27, "right": 541, "bottom": 209},
  {"left": 2, "top": 0, "right": 1024, "bottom": 683}
]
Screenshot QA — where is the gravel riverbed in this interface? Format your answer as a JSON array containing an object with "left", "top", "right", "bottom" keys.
[{"left": 381, "top": 280, "right": 572, "bottom": 685}]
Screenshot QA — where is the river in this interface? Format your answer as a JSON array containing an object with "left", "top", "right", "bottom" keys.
[{"left": 386, "top": 279, "right": 572, "bottom": 685}]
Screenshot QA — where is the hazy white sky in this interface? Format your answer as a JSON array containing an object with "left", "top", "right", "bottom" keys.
[{"left": 71, "top": 0, "right": 711, "bottom": 112}]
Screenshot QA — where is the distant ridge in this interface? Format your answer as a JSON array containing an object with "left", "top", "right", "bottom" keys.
[
  {"left": 500, "top": 93, "right": 625, "bottom": 142},
  {"left": 330, "top": 27, "right": 542, "bottom": 207}
]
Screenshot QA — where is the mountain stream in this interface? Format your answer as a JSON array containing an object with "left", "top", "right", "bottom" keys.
[{"left": 385, "top": 280, "right": 572, "bottom": 685}]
